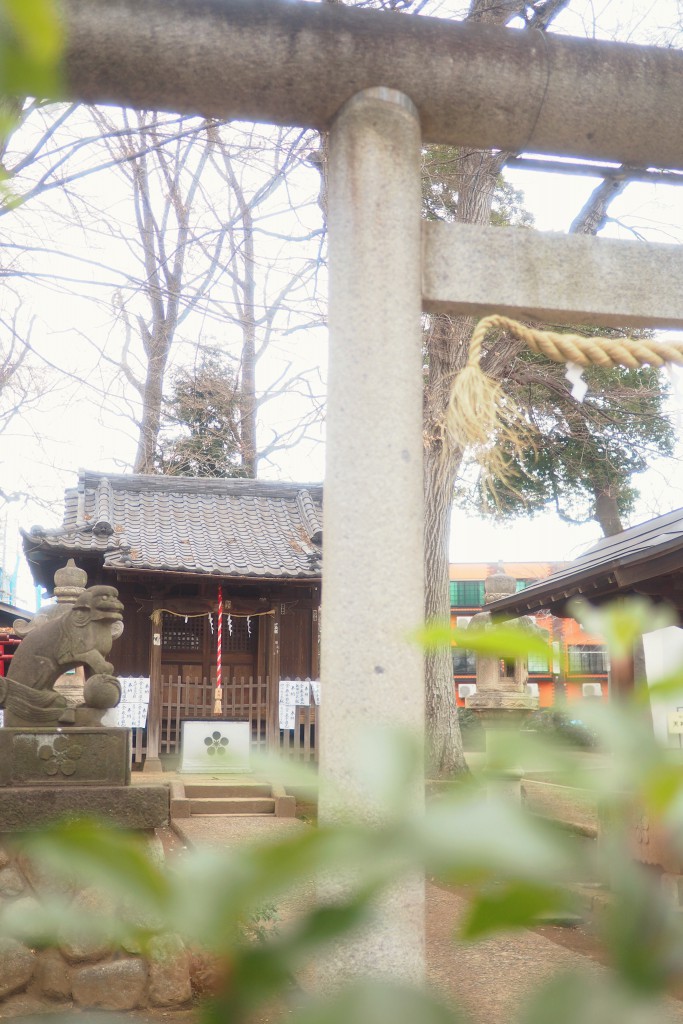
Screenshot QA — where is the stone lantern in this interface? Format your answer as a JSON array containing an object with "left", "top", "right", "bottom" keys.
[{"left": 464, "top": 567, "right": 540, "bottom": 799}]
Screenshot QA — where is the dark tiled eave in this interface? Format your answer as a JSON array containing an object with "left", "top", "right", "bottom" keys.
[
  {"left": 103, "top": 565, "right": 322, "bottom": 583},
  {"left": 488, "top": 508, "right": 683, "bottom": 620}
]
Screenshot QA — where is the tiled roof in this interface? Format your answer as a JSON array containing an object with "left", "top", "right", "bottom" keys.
[
  {"left": 487, "top": 506, "right": 683, "bottom": 618},
  {"left": 23, "top": 471, "right": 323, "bottom": 580}
]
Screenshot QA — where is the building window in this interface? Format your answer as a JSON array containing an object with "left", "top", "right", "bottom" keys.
[
  {"left": 568, "top": 644, "right": 608, "bottom": 675},
  {"left": 453, "top": 648, "right": 477, "bottom": 675},
  {"left": 450, "top": 581, "right": 485, "bottom": 607},
  {"left": 528, "top": 650, "right": 550, "bottom": 673},
  {"left": 515, "top": 580, "right": 528, "bottom": 592},
  {"left": 162, "top": 613, "right": 204, "bottom": 651},
  {"left": 223, "top": 615, "right": 257, "bottom": 653},
  {"left": 528, "top": 627, "right": 550, "bottom": 673}
]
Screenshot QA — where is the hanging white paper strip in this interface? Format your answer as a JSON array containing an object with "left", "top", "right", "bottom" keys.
[
  {"left": 279, "top": 704, "right": 296, "bottom": 730},
  {"left": 564, "top": 361, "right": 588, "bottom": 402}
]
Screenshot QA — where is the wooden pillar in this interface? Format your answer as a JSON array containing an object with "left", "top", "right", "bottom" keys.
[
  {"left": 143, "top": 598, "right": 163, "bottom": 773},
  {"left": 311, "top": 592, "right": 320, "bottom": 680},
  {"left": 610, "top": 653, "right": 636, "bottom": 700},
  {"left": 311, "top": 599, "right": 321, "bottom": 757}
]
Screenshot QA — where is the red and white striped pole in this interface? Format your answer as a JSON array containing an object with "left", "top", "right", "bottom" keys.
[{"left": 214, "top": 583, "right": 223, "bottom": 716}]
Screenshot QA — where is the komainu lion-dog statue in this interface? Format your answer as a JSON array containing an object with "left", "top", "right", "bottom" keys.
[{"left": 0, "top": 585, "right": 124, "bottom": 727}]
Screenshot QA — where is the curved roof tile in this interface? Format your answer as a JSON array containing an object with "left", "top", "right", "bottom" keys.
[{"left": 23, "top": 471, "right": 323, "bottom": 580}]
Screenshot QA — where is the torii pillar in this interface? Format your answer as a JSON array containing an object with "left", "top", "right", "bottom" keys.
[{"left": 320, "top": 87, "right": 425, "bottom": 983}]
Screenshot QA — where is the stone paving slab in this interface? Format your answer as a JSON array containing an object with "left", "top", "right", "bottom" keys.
[{"left": 172, "top": 813, "right": 305, "bottom": 848}]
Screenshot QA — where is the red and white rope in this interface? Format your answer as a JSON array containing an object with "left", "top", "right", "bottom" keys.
[{"left": 214, "top": 584, "right": 223, "bottom": 715}]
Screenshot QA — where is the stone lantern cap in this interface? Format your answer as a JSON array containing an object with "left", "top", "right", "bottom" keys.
[
  {"left": 484, "top": 566, "right": 517, "bottom": 603},
  {"left": 54, "top": 558, "right": 88, "bottom": 603}
]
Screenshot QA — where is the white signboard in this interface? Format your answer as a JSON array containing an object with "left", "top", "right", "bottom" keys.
[
  {"left": 102, "top": 676, "right": 151, "bottom": 729},
  {"left": 179, "top": 720, "right": 251, "bottom": 773},
  {"left": 643, "top": 627, "right": 683, "bottom": 747},
  {"left": 279, "top": 704, "right": 296, "bottom": 730},
  {"left": 1, "top": 676, "right": 152, "bottom": 730},
  {"left": 278, "top": 679, "right": 320, "bottom": 728}
]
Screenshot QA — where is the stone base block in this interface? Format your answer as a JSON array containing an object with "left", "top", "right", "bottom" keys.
[
  {"left": 0, "top": 785, "right": 169, "bottom": 831},
  {"left": 465, "top": 693, "right": 538, "bottom": 712},
  {"left": 0, "top": 728, "right": 131, "bottom": 788}
]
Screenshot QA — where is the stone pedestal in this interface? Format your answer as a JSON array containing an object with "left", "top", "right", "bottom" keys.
[
  {"left": 0, "top": 727, "right": 168, "bottom": 831},
  {"left": 0, "top": 728, "right": 131, "bottom": 788},
  {"left": 463, "top": 568, "right": 540, "bottom": 801},
  {"left": 467, "top": 703, "right": 537, "bottom": 803}
]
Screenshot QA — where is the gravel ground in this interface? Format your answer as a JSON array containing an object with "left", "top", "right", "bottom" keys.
[{"left": 168, "top": 814, "right": 683, "bottom": 1024}]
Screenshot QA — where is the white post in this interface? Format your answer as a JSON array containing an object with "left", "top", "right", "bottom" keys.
[{"left": 320, "top": 88, "right": 425, "bottom": 983}]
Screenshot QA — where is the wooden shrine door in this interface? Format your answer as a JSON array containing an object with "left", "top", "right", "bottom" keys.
[{"left": 159, "top": 609, "right": 259, "bottom": 755}]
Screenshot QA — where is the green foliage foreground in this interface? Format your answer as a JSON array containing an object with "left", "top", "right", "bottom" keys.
[{"left": 2, "top": 600, "right": 683, "bottom": 1022}]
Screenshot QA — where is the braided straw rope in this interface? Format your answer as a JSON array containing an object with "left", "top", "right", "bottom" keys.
[
  {"left": 467, "top": 314, "right": 683, "bottom": 372},
  {"left": 443, "top": 314, "right": 683, "bottom": 485}
]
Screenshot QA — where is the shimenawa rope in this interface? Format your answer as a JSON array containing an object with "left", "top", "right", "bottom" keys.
[{"left": 444, "top": 314, "right": 683, "bottom": 486}]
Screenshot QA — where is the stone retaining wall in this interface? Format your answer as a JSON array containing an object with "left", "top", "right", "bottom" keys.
[
  {"left": 521, "top": 779, "right": 598, "bottom": 836},
  {"left": 0, "top": 834, "right": 196, "bottom": 1017}
]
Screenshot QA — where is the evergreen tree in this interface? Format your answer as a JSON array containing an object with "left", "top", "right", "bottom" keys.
[
  {"left": 462, "top": 328, "right": 675, "bottom": 537},
  {"left": 156, "top": 350, "right": 247, "bottom": 478}
]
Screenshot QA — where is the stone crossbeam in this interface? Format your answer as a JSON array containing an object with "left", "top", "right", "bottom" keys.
[
  {"left": 63, "top": 0, "right": 683, "bottom": 170},
  {"left": 422, "top": 223, "right": 683, "bottom": 328}
]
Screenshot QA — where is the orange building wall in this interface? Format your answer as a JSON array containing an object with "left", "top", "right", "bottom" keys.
[{"left": 451, "top": 562, "right": 608, "bottom": 708}]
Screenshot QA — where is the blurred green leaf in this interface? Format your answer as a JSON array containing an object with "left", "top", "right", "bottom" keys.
[
  {"left": 420, "top": 792, "right": 579, "bottom": 885},
  {"left": 520, "top": 971, "right": 662, "bottom": 1024},
  {"left": 17, "top": 818, "right": 171, "bottom": 911},
  {"left": 168, "top": 824, "right": 392, "bottom": 952},
  {"left": 601, "top": 857, "right": 683, "bottom": 996},
  {"left": 639, "top": 669, "right": 683, "bottom": 704},
  {"left": 287, "top": 980, "right": 465, "bottom": 1024},
  {"left": 415, "top": 621, "right": 551, "bottom": 660},
  {"left": 0, "top": 0, "right": 63, "bottom": 98},
  {"left": 569, "top": 597, "right": 676, "bottom": 659},
  {"left": 209, "top": 894, "right": 379, "bottom": 1020},
  {"left": 462, "top": 881, "right": 576, "bottom": 940}
]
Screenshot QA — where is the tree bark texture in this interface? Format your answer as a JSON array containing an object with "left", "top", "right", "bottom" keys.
[
  {"left": 594, "top": 487, "right": 624, "bottom": 537},
  {"left": 229, "top": 168, "right": 258, "bottom": 478},
  {"left": 422, "top": 0, "right": 548, "bottom": 776}
]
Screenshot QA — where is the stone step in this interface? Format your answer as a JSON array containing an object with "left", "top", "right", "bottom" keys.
[
  {"left": 184, "top": 783, "right": 272, "bottom": 799},
  {"left": 189, "top": 797, "right": 276, "bottom": 815}
]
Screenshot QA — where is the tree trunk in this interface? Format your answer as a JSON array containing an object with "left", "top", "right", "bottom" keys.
[
  {"left": 239, "top": 205, "right": 258, "bottom": 478},
  {"left": 594, "top": 486, "right": 624, "bottom": 537},
  {"left": 424, "top": 417, "right": 469, "bottom": 776},
  {"left": 423, "top": 144, "right": 507, "bottom": 777},
  {"left": 133, "top": 333, "right": 171, "bottom": 474}
]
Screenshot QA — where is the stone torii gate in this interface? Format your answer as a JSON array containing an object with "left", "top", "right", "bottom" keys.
[{"left": 58, "top": 0, "right": 683, "bottom": 986}]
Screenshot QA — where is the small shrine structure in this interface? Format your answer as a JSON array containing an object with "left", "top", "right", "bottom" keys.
[{"left": 21, "top": 470, "right": 322, "bottom": 771}]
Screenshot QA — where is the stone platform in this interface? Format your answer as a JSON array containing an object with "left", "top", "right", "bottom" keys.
[{"left": 0, "top": 784, "right": 169, "bottom": 831}]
